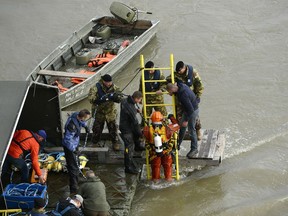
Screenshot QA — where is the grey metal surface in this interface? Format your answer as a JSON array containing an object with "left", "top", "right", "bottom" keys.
[{"left": 0, "top": 81, "right": 29, "bottom": 169}]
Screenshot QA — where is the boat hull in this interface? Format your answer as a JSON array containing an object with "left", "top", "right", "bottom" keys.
[{"left": 26, "top": 16, "right": 159, "bottom": 109}]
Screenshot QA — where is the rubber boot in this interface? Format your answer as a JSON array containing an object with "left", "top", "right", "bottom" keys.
[
  {"left": 163, "top": 155, "right": 173, "bottom": 181},
  {"left": 195, "top": 119, "right": 202, "bottom": 141},
  {"left": 196, "top": 129, "right": 202, "bottom": 141},
  {"left": 113, "top": 142, "right": 120, "bottom": 151}
]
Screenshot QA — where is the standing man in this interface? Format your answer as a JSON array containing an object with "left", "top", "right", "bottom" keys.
[
  {"left": 167, "top": 61, "right": 204, "bottom": 140},
  {"left": 62, "top": 109, "right": 90, "bottom": 195},
  {"left": 1, "top": 129, "right": 47, "bottom": 185},
  {"left": 119, "top": 91, "right": 143, "bottom": 174},
  {"left": 78, "top": 170, "right": 110, "bottom": 216},
  {"left": 166, "top": 82, "right": 199, "bottom": 159},
  {"left": 139, "top": 61, "right": 167, "bottom": 119},
  {"left": 88, "top": 74, "right": 122, "bottom": 151}
]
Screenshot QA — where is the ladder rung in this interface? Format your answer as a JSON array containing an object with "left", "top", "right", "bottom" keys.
[
  {"left": 144, "top": 80, "right": 167, "bottom": 83},
  {"left": 142, "top": 67, "right": 172, "bottom": 71}
]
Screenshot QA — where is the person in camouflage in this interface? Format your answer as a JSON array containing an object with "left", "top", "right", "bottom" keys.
[
  {"left": 88, "top": 74, "right": 122, "bottom": 151},
  {"left": 139, "top": 61, "right": 167, "bottom": 122},
  {"left": 166, "top": 61, "right": 204, "bottom": 140}
]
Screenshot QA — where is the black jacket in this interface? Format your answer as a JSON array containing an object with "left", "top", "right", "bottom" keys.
[
  {"left": 176, "top": 82, "right": 199, "bottom": 121},
  {"left": 57, "top": 199, "right": 83, "bottom": 216},
  {"left": 119, "top": 96, "right": 142, "bottom": 136}
]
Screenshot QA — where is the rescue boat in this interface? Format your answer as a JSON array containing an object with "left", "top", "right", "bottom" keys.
[{"left": 26, "top": 2, "right": 159, "bottom": 109}]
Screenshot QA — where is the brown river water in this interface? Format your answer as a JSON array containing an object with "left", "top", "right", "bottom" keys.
[{"left": 1, "top": 0, "right": 288, "bottom": 215}]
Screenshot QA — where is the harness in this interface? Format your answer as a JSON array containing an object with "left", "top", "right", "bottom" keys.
[
  {"left": 144, "top": 70, "right": 161, "bottom": 92},
  {"left": 12, "top": 134, "right": 34, "bottom": 158},
  {"left": 52, "top": 202, "right": 75, "bottom": 216}
]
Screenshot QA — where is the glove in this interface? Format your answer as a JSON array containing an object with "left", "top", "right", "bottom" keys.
[
  {"left": 85, "top": 126, "right": 90, "bottom": 134},
  {"left": 196, "top": 97, "right": 200, "bottom": 103},
  {"left": 108, "top": 93, "right": 114, "bottom": 100},
  {"left": 112, "top": 92, "right": 123, "bottom": 103}
]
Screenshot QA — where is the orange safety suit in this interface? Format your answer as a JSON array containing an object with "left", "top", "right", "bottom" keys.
[
  {"left": 7, "top": 130, "right": 42, "bottom": 177},
  {"left": 144, "top": 124, "right": 175, "bottom": 181}
]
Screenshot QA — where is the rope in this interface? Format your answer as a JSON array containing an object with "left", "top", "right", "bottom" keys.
[{"left": 121, "top": 67, "right": 142, "bottom": 93}]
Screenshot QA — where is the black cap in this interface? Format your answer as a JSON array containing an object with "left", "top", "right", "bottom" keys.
[
  {"left": 34, "top": 198, "right": 45, "bottom": 209},
  {"left": 145, "top": 61, "right": 154, "bottom": 69},
  {"left": 175, "top": 61, "right": 184, "bottom": 72},
  {"left": 101, "top": 74, "right": 112, "bottom": 82}
]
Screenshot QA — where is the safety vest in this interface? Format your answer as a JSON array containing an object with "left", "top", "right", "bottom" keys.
[
  {"left": 144, "top": 70, "right": 161, "bottom": 92},
  {"left": 95, "top": 82, "right": 106, "bottom": 105},
  {"left": 9, "top": 130, "right": 37, "bottom": 158},
  {"left": 186, "top": 65, "right": 193, "bottom": 87}
]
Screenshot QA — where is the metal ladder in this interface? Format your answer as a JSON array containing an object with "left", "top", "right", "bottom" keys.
[{"left": 140, "top": 54, "right": 180, "bottom": 180}]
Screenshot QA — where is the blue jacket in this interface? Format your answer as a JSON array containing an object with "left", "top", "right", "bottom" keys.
[
  {"left": 176, "top": 82, "right": 198, "bottom": 121},
  {"left": 62, "top": 112, "right": 87, "bottom": 152}
]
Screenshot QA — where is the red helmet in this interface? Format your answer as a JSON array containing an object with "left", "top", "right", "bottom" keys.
[{"left": 150, "top": 111, "right": 163, "bottom": 124}]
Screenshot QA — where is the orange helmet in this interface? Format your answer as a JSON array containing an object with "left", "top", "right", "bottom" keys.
[{"left": 150, "top": 111, "right": 163, "bottom": 124}]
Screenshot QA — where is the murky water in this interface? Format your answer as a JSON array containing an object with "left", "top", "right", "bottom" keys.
[{"left": 1, "top": 0, "right": 288, "bottom": 215}]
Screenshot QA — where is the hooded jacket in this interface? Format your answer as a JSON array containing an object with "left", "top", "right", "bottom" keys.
[
  {"left": 78, "top": 176, "right": 110, "bottom": 212},
  {"left": 62, "top": 112, "right": 87, "bottom": 152}
]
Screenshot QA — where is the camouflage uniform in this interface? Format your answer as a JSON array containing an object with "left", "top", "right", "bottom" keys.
[
  {"left": 139, "top": 70, "right": 167, "bottom": 120},
  {"left": 88, "top": 79, "right": 120, "bottom": 147},
  {"left": 167, "top": 66, "right": 204, "bottom": 135}
]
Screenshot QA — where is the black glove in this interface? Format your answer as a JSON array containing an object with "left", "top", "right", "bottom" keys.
[
  {"left": 85, "top": 126, "right": 90, "bottom": 134},
  {"left": 99, "top": 95, "right": 108, "bottom": 103},
  {"left": 112, "top": 92, "right": 123, "bottom": 103}
]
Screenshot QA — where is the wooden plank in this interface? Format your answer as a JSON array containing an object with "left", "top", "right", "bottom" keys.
[
  {"left": 38, "top": 70, "right": 93, "bottom": 78},
  {"left": 198, "top": 129, "right": 216, "bottom": 159}
]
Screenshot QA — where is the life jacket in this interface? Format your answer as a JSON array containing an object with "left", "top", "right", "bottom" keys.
[
  {"left": 87, "top": 53, "right": 116, "bottom": 67},
  {"left": 94, "top": 82, "right": 107, "bottom": 105},
  {"left": 144, "top": 70, "right": 161, "bottom": 92},
  {"left": 186, "top": 65, "right": 193, "bottom": 87},
  {"left": 53, "top": 80, "right": 68, "bottom": 93},
  {"left": 70, "top": 70, "right": 95, "bottom": 84},
  {"left": 11, "top": 131, "right": 34, "bottom": 158}
]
